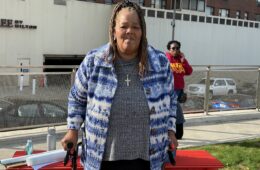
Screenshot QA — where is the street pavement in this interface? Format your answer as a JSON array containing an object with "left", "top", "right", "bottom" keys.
[{"left": 0, "top": 109, "right": 260, "bottom": 169}]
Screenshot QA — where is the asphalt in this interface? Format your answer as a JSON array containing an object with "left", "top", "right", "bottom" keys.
[{"left": 0, "top": 109, "right": 260, "bottom": 169}]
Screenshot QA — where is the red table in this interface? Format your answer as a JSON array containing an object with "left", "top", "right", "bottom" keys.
[
  {"left": 6, "top": 150, "right": 83, "bottom": 170},
  {"left": 7, "top": 150, "right": 223, "bottom": 170}
]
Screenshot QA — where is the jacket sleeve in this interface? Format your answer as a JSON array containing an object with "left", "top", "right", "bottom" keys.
[
  {"left": 183, "top": 58, "right": 193, "bottom": 75},
  {"left": 166, "top": 61, "right": 178, "bottom": 133},
  {"left": 67, "top": 56, "right": 89, "bottom": 130}
]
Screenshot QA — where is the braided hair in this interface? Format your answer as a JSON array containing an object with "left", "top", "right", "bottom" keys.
[{"left": 109, "top": 0, "right": 148, "bottom": 76}]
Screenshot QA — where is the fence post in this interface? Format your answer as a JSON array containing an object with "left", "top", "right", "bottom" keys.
[
  {"left": 204, "top": 66, "right": 211, "bottom": 115},
  {"left": 70, "top": 68, "right": 76, "bottom": 87},
  {"left": 256, "top": 67, "right": 260, "bottom": 111}
]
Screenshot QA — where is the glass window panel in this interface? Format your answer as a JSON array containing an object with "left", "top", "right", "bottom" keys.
[
  {"left": 205, "top": 6, "right": 214, "bottom": 16},
  {"left": 219, "top": 9, "right": 229, "bottom": 17},
  {"left": 256, "top": 14, "right": 260, "bottom": 21},
  {"left": 155, "top": 0, "right": 161, "bottom": 8},
  {"left": 182, "top": 0, "right": 189, "bottom": 9},
  {"left": 190, "top": 0, "right": 197, "bottom": 10},
  {"left": 167, "top": 12, "right": 173, "bottom": 19},
  {"left": 236, "top": 11, "right": 240, "bottom": 19},
  {"left": 244, "top": 12, "right": 248, "bottom": 20},
  {"left": 139, "top": 0, "right": 144, "bottom": 6},
  {"left": 105, "top": 0, "right": 112, "bottom": 4},
  {"left": 199, "top": 16, "right": 205, "bottom": 22},
  {"left": 197, "top": 0, "right": 205, "bottom": 11},
  {"left": 161, "top": 0, "right": 166, "bottom": 9},
  {"left": 42, "top": 104, "right": 66, "bottom": 118},
  {"left": 18, "top": 104, "right": 39, "bottom": 117}
]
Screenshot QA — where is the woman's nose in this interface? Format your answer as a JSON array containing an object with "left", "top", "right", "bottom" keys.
[{"left": 126, "top": 27, "right": 133, "bottom": 33}]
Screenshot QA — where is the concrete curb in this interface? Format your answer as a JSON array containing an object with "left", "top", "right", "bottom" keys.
[{"left": 185, "top": 109, "right": 260, "bottom": 126}]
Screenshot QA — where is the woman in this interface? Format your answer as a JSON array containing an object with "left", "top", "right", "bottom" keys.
[
  {"left": 61, "top": 1, "right": 178, "bottom": 170},
  {"left": 166, "top": 40, "right": 193, "bottom": 139}
]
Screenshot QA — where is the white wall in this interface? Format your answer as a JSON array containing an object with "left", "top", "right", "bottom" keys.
[
  {"left": 0, "top": 0, "right": 112, "bottom": 66},
  {"left": 144, "top": 8, "right": 260, "bottom": 65},
  {"left": 0, "top": 1, "right": 259, "bottom": 67}
]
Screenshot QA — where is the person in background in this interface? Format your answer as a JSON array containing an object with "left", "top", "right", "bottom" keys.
[
  {"left": 61, "top": 1, "right": 178, "bottom": 170},
  {"left": 166, "top": 40, "right": 193, "bottom": 139}
]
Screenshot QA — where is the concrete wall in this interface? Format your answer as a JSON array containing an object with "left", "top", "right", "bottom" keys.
[
  {"left": 144, "top": 8, "right": 260, "bottom": 65},
  {"left": 0, "top": 0, "right": 111, "bottom": 66},
  {"left": 0, "top": 1, "right": 259, "bottom": 67}
]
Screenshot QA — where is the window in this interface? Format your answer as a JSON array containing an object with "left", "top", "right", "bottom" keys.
[
  {"left": 226, "top": 80, "right": 235, "bottom": 86},
  {"left": 147, "top": 10, "right": 155, "bottom": 17},
  {"left": 151, "top": 0, "right": 162, "bottom": 8},
  {"left": 132, "top": 0, "right": 144, "bottom": 6},
  {"left": 54, "top": 0, "right": 66, "bottom": 5},
  {"left": 256, "top": 14, "right": 260, "bottom": 21},
  {"left": 172, "top": 0, "right": 181, "bottom": 9},
  {"left": 155, "top": 0, "right": 161, "bottom": 8},
  {"left": 197, "top": 0, "right": 205, "bottom": 11},
  {"left": 236, "top": 11, "right": 240, "bottom": 19},
  {"left": 215, "top": 80, "right": 226, "bottom": 86},
  {"left": 206, "top": 6, "right": 214, "bottom": 16},
  {"left": 181, "top": 0, "right": 205, "bottom": 11},
  {"left": 139, "top": 0, "right": 144, "bottom": 6},
  {"left": 244, "top": 12, "right": 248, "bottom": 20},
  {"left": 257, "top": 0, "right": 260, "bottom": 7},
  {"left": 105, "top": 0, "right": 112, "bottom": 4},
  {"left": 161, "top": 0, "right": 166, "bottom": 9},
  {"left": 18, "top": 104, "right": 40, "bottom": 117},
  {"left": 190, "top": 0, "right": 197, "bottom": 10},
  {"left": 182, "top": 0, "right": 189, "bottom": 9},
  {"left": 42, "top": 104, "right": 66, "bottom": 118},
  {"left": 219, "top": 9, "right": 229, "bottom": 17}
]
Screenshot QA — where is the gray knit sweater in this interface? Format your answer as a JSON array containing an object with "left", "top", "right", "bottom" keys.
[{"left": 103, "top": 57, "right": 150, "bottom": 161}]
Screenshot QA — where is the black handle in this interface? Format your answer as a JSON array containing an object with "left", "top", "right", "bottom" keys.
[
  {"left": 64, "top": 142, "right": 74, "bottom": 166},
  {"left": 64, "top": 142, "right": 82, "bottom": 170}
]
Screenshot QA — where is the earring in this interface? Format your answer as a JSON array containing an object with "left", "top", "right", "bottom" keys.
[{"left": 113, "top": 36, "right": 116, "bottom": 41}]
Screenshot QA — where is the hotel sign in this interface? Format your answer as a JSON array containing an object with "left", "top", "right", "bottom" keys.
[{"left": 0, "top": 18, "right": 37, "bottom": 29}]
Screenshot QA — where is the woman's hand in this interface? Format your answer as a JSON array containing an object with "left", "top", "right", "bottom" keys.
[
  {"left": 180, "top": 52, "right": 185, "bottom": 63},
  {"left": 168, "top": 130, "right": 178, "bottom": 150},
  {"left": 61, "top": 129, "right": 79, "bottom": 153}
]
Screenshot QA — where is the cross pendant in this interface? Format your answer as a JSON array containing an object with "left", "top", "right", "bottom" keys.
[{"left": 125, "top": 74, "right": 131, "bottom": 86}]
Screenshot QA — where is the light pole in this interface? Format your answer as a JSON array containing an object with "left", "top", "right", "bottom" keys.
[{"left": 172, "top": 0, "right": 177, "bottom": 40}]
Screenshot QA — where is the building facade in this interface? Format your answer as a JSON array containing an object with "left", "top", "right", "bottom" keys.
[
  {"left": 78, "top": 0, "right": 260, "bottom": 21},
  {"left": 206, "top": 0, "right": 260, "bottom": 21},
  {"left": 0, "top": 0, "right": 260, "bottom": 68}
]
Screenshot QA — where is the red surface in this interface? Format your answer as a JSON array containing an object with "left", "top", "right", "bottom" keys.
[
  {"left": 7, "top": 150, "right": 83, "bottom": 170},
  {"left": 7, "top": 150, "right": 223, "bottom": 170},
  {"left": 164, "top": 150, "right": 224, "bottom": 170}
]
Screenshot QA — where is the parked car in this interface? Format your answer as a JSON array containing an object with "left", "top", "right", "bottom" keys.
[
  {"left": 0, "top": 97, "right": 67, "bottom": 129},
  {"left": 237, "top": 82, "right": 257, "bottom": 96},
  {"left": 187, "top": 78, "right": 237, "bottom": 99},
  {"left": 209, "top": 94, "right": 256, "bottom": 110}
]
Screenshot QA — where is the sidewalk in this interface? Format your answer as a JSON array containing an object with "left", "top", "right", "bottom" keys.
[{"left": 0, "top": 109, "right": 260, "bottom": 169}]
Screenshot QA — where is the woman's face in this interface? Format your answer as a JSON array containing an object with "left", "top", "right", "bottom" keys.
[
  {"left": 169, "top": 43, "right": 180, "bottom": 56},
  {"left": 114, "top": 8, "right": 142, "bottom": 59}
]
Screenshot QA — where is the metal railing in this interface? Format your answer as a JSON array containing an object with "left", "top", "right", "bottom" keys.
[
  {"left": 185, "top": 65, "right": 260, "bottom": 114},
  {"left": 0, "top": 65, "right": 259, "bottom": 131}
]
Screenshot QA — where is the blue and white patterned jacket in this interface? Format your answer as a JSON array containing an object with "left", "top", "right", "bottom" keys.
[{"left": 67, "top": 43, "right": 177, "bottom": 170}]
